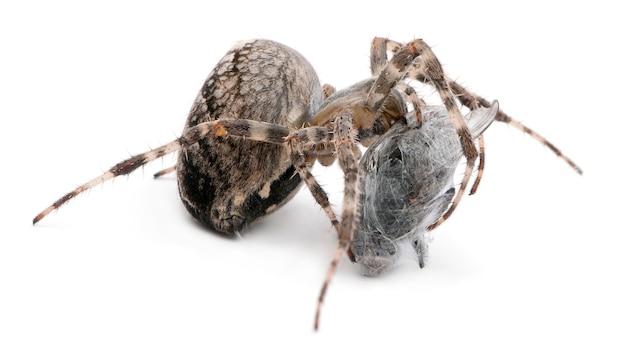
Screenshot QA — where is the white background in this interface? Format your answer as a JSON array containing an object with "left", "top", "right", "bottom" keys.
[{"left": 1, "top": 1, "right": 623, "bottom": 352}]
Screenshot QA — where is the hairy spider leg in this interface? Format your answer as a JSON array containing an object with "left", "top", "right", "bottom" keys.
[
  {"left": 34, "top": 119, "right": 295, "bottom": 224},
  {"left": 310, "top": 109, "right": 360, "bottom": 331},
  {"left": 446, "top": 80, "right": 583, "bottom": 174}
]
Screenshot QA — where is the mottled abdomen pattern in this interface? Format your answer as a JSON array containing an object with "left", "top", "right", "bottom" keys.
[{"left": 177, "top": 39, "right": 323, "bottom": 234}]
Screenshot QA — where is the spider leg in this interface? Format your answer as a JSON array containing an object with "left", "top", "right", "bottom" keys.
[
  {"left": 285, "top": 130, "right": 340, "bottom": 233},
  {"left": 365, "top": 42, "right": 418, "bottom": 111},
  {"left": 470, "top": 134, "right": 486, "bottom": 195},
  {"left": 191, "top": 119, "right": 291, "bottom": 144},
  {"left": 406, "top": 40, "right": 477, "bottom": 155},
  {"left": 427, "top": 164, "right": 474, "bottom": 231},
  {"left": 322, "top": 83, "right": 336, "bottom": 99},
  {"left": 392, "top": 82, "right": 426, "bottom": 126},
  {"left": 33, "top": 119, "right": 293, "bottom": 224},
  {"left": 153, "top": 166, "right": 177, "bottom": 178},
  {"left": 370, "top": 37, "right": 403, "bottom": 75},
  {"left": 284, "top": 126, "right": 334, "bottom": 151},
  {"left": 314, "top": 109, "right": 360, "bottom": 331},
  {"left": 285, "top": 124, "right": 337, "bottom": 164},
  {"left": 33, "top": 139, "right": 182, "bottom": 224},
  {"left": 446, "top": 79, "right": 582, "bottom": 174}
]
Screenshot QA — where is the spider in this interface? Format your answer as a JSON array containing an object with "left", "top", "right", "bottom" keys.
[{"left": 33, "top": 38, "right": 582, "bottom": 331}]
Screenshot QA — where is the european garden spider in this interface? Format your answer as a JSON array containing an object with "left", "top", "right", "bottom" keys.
[{"left": 33, "top": 38, "right": 581, "bottom": 330}]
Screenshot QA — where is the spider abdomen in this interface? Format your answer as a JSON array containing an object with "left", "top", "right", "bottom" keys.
[{"left": 177, "top": 39, "right": 323, "bottom": 234}]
